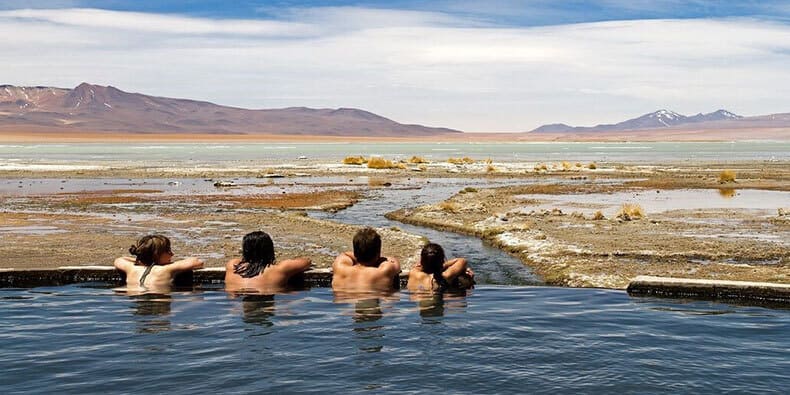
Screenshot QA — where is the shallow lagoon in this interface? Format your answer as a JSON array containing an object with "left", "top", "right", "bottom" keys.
[{"left": 1, "top": 284, "right": 788, "bottom": 394}]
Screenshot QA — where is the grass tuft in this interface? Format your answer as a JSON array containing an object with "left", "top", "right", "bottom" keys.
[
  {"left": 367, "top": 157, "right": 395, "bottom": 169},
  {"left": 592, "top": 210, "right": 605, "bottom": 220},
  {"left": 719, "top": 169, "right": 737, "bottom": 183},
  {"left": 486, "top": 164, "right": 497, "bottom": 173},
  {"left": 616, "top": 203, "right": 644, "bottom": 221},
  {"left": 408, "top": 156, "right": 429, "bottom": 164},
  {"left": 561, "top": 161, "right": 572, "bottom": 171},
  {"left": 448, "top": 157, "right": 476, "bottom": 165},
  {"left": 460, "top": 187, "right": 478, "bottom": 194},
  {"left": 438, "top": 201, "right": 459, "bottom": 213},
  {"left": 588, "top": 163, "right": 597, "bottom": 170},
  {"left": 342, "top": 156, "right": 367, "bottom": 165}
]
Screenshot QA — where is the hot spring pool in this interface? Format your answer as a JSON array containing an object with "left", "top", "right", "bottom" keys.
[{"left": 1, "top": 285, "right": 788, "bottom": 394}]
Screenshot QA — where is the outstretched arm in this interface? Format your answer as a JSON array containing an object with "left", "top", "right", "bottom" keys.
[
  {"left": 278, "top": 257, "right": 312, "bottom": 277},
  {"left": 441, "top": 258, "right": 468, "bottom": 282},
  {"left": 165, "top": 257, "right": 204, "bottom": 274},
  {"left": 379, "top": 256, "right": 401, "bottom": 277}
]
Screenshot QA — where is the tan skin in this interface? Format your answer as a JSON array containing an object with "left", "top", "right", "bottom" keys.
[
  {"left": 407, "top": 257, "right": 473, "bottom": 293},
  {"left": 331, "top": 251, "right": 401, "bottom": 292},
  {"left": 114, "top": 252, "right": 204, "bottom": 292},
  {"left": 224, "top": 257, "right": 312, "bottom": 293}
]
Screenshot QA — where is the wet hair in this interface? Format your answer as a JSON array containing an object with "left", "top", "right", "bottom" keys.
[
  {"left": 234, "top": 231, "right": 276, "bottom": 278},
  {"left": 420, "top": 243, "right": 449, "bottom": 290},
  {"left": 353, "top": 228, "right": 381, "bottom": 264},
  {"left": 129, "top": 235, "right": 171, "bottom": 266}
]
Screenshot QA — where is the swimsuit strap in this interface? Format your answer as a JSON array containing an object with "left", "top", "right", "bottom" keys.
[{"left": 139, "top": 264, "right": 155, "bottom": 286}]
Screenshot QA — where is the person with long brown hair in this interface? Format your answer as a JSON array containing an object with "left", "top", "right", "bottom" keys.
[
  {"left": 114, "top": 234, "right": 204, "bottom": 291},
  {"left": 224, "top": 231, "right": 312, "bottom": 292},
  {"left": 407, "top": 243, "right": 474, "bottom": 293}
]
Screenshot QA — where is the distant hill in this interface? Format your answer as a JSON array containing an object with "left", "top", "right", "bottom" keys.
[
  {"left": 531, "top": 109, "right": 747, "bottom": 133},
  {"left": 0, "top": 83, "right": 461, "bottom": 136}
]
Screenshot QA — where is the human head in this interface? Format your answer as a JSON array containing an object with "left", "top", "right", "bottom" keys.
[
  {"left": 420, "top": 243, "right": 446, "bottom": 274},
  {"left": 353, "top": 228, "right": 381, "bottom": 264},
  {"left": 241, "top": 231, "right": 276, "bottom": 267},
  {"left": 129, "top": 234, "right": 172, "bottom": 266}
]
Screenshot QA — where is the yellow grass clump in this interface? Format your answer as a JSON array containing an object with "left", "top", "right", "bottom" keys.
[
  {"left": 367, "top": 157, "right": 395, "bottom": 169},
  {"left": 486, "top": 164, "right": 497, "bottom": 173},
  {"left": 588, "top": 163, "right": 597, "bottom": 170},
  {"left": 342, "top": 156, "right": 367, "bottom": 165},
  {"left": 592, "top": 211, "right": 605, "bottom": 220},
  {"left": 448, "top": 157, "right": 476, "bottom": 165},
  {"left": 396, "top": 163, "right": 408, "bottom": 170},
  {"left": 575, "top": 162, "right": 582, "bottom": 168},
  {"left": 418, "top": 164, "right": 427, "bottom": 172},
  {"left": 616, "top": 203, "right": 644, "bottom": 221},
  {"left": 438, "top": 201, "right": 459, "bottom": 213},
  {"left": 561, "top": 161, "right": 572, "bottom": 171},
  {"left": 534, "top": 163, "right": 548, "bottom": 172},
  {"left": 485, "top": 158, "right": 493, "bottom": 164},
  {"left": 719, "top": 169, "right": 737, "bottom": 183},
  {"left": 408, "top": 156, "right": 429, "bottom": 164}
]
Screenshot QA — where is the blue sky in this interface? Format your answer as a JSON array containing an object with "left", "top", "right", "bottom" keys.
[{"left": 1, "top": 1, "right": 789, "bottom": 131}]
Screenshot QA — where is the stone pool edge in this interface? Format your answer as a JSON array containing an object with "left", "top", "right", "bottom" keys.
[
  {"left": 627, "top": 275, "right": 790, "bottom": 306},
  {"left": 3, "top": 267, "right": 790, "bottom": 307}
]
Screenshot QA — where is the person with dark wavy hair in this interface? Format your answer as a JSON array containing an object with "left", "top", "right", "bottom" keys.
[
  {"left": 331, "top": 227, "right": 401, "bottom": 292},
  {"left": 224, "top": 231, "right": 312, "bottom": 292},
  {"left": 114, "top": 234, "right": 204, "bottom": 291},
  {"left": 407, "top": 243, "right": 474, "bottom": 293}
]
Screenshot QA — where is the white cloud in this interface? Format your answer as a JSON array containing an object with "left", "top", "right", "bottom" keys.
[{"left": 0, "top": 8, "right": 789, "bottom": 131}]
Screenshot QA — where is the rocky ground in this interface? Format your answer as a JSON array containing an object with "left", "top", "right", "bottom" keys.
[{"left": 0, "top": 189, "right": 423, "bottom": 270}]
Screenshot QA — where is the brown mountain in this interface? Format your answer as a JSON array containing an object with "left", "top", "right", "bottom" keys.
[{"left": 0, "top": 83, "right": 461, "bottom": 136}]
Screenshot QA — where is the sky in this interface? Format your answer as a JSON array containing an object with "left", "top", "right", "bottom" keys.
[{"left": 1, "top": 1, "right": 789, "bottom": 132}]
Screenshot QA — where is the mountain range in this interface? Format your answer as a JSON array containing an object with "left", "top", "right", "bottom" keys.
[
  {"left": 0, "top": 83, "right": 460, "bottom": 136},
  {"left": 531, "top": 109, "right": 750, "bottom": 133}
]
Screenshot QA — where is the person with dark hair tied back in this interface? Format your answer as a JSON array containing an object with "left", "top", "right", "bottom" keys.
[
  {"left": 331, "top": 227, "right": 401, "bottom": 292},
  {"left": 407, "top": 243, "right": 474, "bottom": 293},
  {"left": 114, "top": 234, "right": 204, "bottom": 291},
  {"left": 224, "top": 231, "right": 312, "bottom": 292}
]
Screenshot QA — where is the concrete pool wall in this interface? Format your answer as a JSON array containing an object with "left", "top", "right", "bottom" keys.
[{"left": 1, "top": 267, "right": 789, "bottom": 306}]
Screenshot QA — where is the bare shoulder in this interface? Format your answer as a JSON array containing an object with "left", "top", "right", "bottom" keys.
[
  {"left": 225, "top": 258, "right": 242, "bottom": 270},
  {"left": 114, "top": 256, "right": 135, "bottom": 271},
  {"left": 332, "top": 252, "right": 354, "bottom": 270}
]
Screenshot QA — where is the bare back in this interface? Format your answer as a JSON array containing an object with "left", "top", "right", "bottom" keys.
[
  {"left": 225, "top": 257, "right": 311, "bottom": 292},
  {"left": 114, "top": 256, "right": 203, "bottom": 291},
  {"left": 331, "top": 252, "right": 401, "bottom": 292}
]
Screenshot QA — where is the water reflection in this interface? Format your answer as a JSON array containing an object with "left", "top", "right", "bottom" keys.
[
  {"left": 718, "top": 188, "right": 737, "bottom": 198},
  {"left": 334, "top": 290, "right": 398, "bottom": 353},
  {"left": 411, "top": 290, "right": 471, "bottom": 321},
  {"left": 240, "top": 294, "right": 276, "bottom": 327},
  {"left": 129, "top": 293, "right": 172, "bottom": 334}
]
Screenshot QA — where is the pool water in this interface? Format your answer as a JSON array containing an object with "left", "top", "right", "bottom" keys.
[{"left": 1, "top": 284, "right": 788, "bottom": 394}]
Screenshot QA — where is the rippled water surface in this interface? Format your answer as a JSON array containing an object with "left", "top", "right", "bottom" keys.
[{"left": 1, "top": 285, "right": 788, "bottom": 394}]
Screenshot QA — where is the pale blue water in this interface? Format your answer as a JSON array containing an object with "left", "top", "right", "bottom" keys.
[
  {"left": 0, "top": 285, "right": 788, "bottom": 394},
  {"left": 1, "top": 141, "right": 788, "bottom": 164}
]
